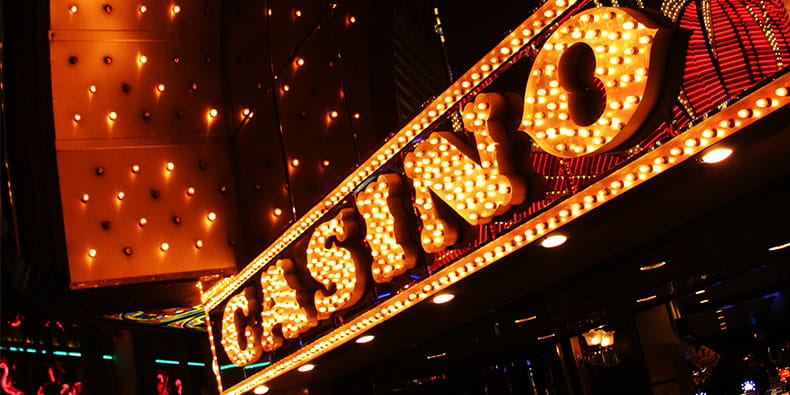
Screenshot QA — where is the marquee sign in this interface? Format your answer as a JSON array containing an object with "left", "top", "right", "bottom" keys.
[{"left": 200, "top": 0, "right": 790, "bottom": 392}]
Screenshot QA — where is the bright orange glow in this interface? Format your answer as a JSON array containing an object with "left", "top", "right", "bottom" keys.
[
  {"left": 221, "top": 289, "right": 264, "bottom": 365},
  {"left": 116, "top": 192, "right": 125, "bottom": 200},
  {"left": 196, "top": 240, "right": 204, "bottom": 249},
  {"left": 353, "top": 113, "right": 360, "bottom": 119},
  {"left": 306, "top": 209, "right": 367, "bottom": 320},
  {"left": 258, "top": 260, "right": 317, "bottom": 352},
  {"left": 207, "top": 212, "right": 217, "bottom": 222},
  {"left": 157, "top": 83, "right": 166, "bottom": 92},
  {"left": 138, "top": 218, "right": 148, "bottom": 227},
  {"left": 73, "top": 114, "right": 82, "bottom": 122},
  {"left": 160, "top": 242, "right": 170, "bottom": 252},
  {"left": 139, "top": 5, "right": 148, "bottom": 13},
  {"left": 88, "top": 249, "right": 97, "bottom": 258},
  {"left": 520, "top": 8, "right": 673, "bottom": 158},
  {"left": 329, "top": 111, "right": 339, "bottom": 119},
  {"left": 166, "top": 161, "right": 175, "bottom": 172},
  {"left": 322, "top": 160, "right": 330, "bottom": 167},
  {"left": 131, "top": 164, "right": 140, "bottom": 174},
  {"left": 209, "top": 108, "right": 218, "bottom": 118},
  {"left": 291, "top": 158, "right": 300, "bottom": 167},
  {"left": 294, "top": 10, "right": 302, "bottom": 17},
  {"left": 108, "top": 112, "right": 118, "bottom": 121},
  {"left": 186, "top": 186, "right": 196, "bottom": 196},
  {"left": 68, "top": 4, "right": 77, "bottom": 13},
  {"left": 138, "top": 55, "right": 148, "bottom": 64},
  {"left": 356, "top": 174, "right": 418, "bottom": 283},
  {"left": 171, "top": 4, "right": 181, "bottom": 14},
  {"left": 88, "top": 85, "right": 97, "bottom": 94},
  {"left": 349, "top": 16, "right": 357, "bottom": 23},
  {"left": 273, "top": 208, "right": 282, "bottom": 217},
  {"left": 282, "top": 84, "right": 291, "bottom": 93},
  {"left": 80, "top": 193, "right": 89, "bottom": 203},
  {"left": 295, "top": 58, "right": 305, "bottom": 67}
]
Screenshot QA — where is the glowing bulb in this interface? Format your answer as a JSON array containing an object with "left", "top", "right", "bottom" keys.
[
  {"left": 349, "top": 16, "right": 357, "bottom": 23},
  {"left": 282, "top": 84, "right": 291, "bottom": 92},
  {"left": 108, "top": 112, "right": 118, "bottom": 121},
  {"left": 160, "top": 242, "right": 170, "bottom": 251},
  {"left": 131, "top": 164, "right": 140, "bottom": 173},
  {"left": 138, "top": 218, "right": 148, "bottom": 227},
  {"left": 253, "top": 386, "right": 269, "bottom": 395},
  {"left": 322, "top": 160, "right": 330, "bottom": 167},
  {"left": 139, "top": 5, "right": 147, "bottom": 13},
  {"left": 88, "top": 85, "right": 97, "bottom": 94},
  {"left": 329, "top": 110, "right": 339, "bottom": 119},
  {"left": 186, "top": 186, "right": 196, "bottom": 196},
  {"left": 88, "top": 249, "right": 97, "bottom": 258},
  {"left": 297, "top": 364, "right": 315, "bottom": 373},
  {"left": 73, "top": 114, "right": 82, "bottom": 122},
  {"left": 294, "top": 9, "right": 302, "bottom": 17},
  {"left": 700, "top": 147, "right": 733, "bottom": 164},
  {"left": 80, "top": 193, "right": 90, "bottom": 203},
  {"left": 541, "top": 234, "right": 567, "bottom": 248},
  {"left": 117, "top": 192, "right": 125, "bottom": 200},
  {"left": 291, "top": 158, "right": 300, "bottom": 167},
  {"left": 699, "top": 299, "right": 710, "bottom": 304},
  {"left": 208, "top": 108, "right": 218, "bottom": 118},
  {"left": 68, "top": 5, "right": 78, "bottom": 13},
  {"left": 432, "top": 293, "right": 455, "bottom": 304},
  {"left": 355, "top": 335, "right": 375, "bottom": 344},
  {"left": 195, "top": 240, "right": 204, "bottom": 249},
  {"left": 295, "top": 57, "right": 305, "bottom": 66},
  {"left": 166, "top": 161, "right": 175, "bottom": 171},
  {"left": 207, "top": 212, "right": 217, "bottom": 221},
  {"left": 139, "top": 55, "right": 148, "bottom": 64},
  {"left": 353, "top": 112, "right": 360, "bottom": 119},
  {"left": 242, "top": 108, "right": 251, "bottom": 118},
  {"left": 171, "top": 5, "right": 181, "bottom": 14},
  {"left": 156, "top": 83, "right": 166, "bottom": 92}
]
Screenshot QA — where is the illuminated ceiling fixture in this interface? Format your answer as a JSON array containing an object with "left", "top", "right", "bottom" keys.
[
  {"left": 636, "top": 295, "right": 657, "bottom": 303},
  {"left": 514, "top": 315, "right": 537, "bottom": 324},
  {"left": 253, "top": 385, "right": 269, "bottom": 394},
  {"left": 700, "top": 147, "right": 733, "bottom": 164},
  {"left": 355, "top": 335, "right": 375, "bottom": 344},
  {"left": 432, "top": 293, "right": 455, "bottom": 304},
  {"left": 540, "top": 234, "right": 567, "bottom": 248},
  {"left": 639, "top": 261, "right": 666, "bottom": 271},
  {"left": 699, "top": 299, "right": 710, "bottom": 304},
  {"left": 695, "top": 290, "right": 706, "bottom": 295},
  {"left": 297, "top": 364, "right": 314, "bottom": 373},
  {"left": 768, "top": 241, "right": 790, "bottom": 251},
  {"left": 582, "top": 328, "right": 615, "bottom": 347}
]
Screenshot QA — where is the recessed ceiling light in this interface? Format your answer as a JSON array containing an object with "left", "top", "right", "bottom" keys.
[
  {"left": 297, "top": 363, "right": 315, "bottom": 373},
  {"left": 253, "top": 385, "right": 270, "bottom": 394},
  {"left": 639, "top": 261, "right": 666, "bottom": 271},
  {"left": 432, "top": 293, "right": 455, "bottom": 304},
  {"left": 700, "top": 147, "right": 733, "bottom": 164},
  {"left": 540, "top": 234, "right": 567, "bottom": 248},
  {"left": 695, "top": 290, "right": 706, "bottom": 295},
  {"left": 768, "top": 241, "right": 790, "bottom": 251},
  {"left": 426, "top": 352, "right": 446, "bottom": 360},
  {"left": 699, "top": 299, "right": 710, "bottom": 304},
  {"left": 355, "top": 335, "right": 375, "bottom": 344}
]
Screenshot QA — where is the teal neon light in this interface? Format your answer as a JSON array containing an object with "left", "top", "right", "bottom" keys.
[
  {"left": 187, "top": 361, "right": 205, "bottom": 367},
  {"left": 155, "top": 359, "right": 180, "bottom": 365},
  {"left": 102, "top": 355, "right": 113, "bottom": 360}
]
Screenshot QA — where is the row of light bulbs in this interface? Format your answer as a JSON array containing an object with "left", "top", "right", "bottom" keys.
[{"left": 68, "top": 3, "right": 182, "bottom": 15}]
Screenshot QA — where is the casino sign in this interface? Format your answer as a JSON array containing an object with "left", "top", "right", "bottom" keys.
[{"left": 197, "top": 0, "right": 790, "bottom": 393}]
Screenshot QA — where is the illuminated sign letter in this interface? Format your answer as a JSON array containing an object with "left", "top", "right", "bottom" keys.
[
  {"left": 259, "top": 259, "right": 317, "bottom": 352},
  {"left": 306, "top": 208, "right": 368, "bottom": 320},
  {"left": 404, "top": 92, "right": 527, "bottom": 252},
  {"left": 520, "top": 8, "right": 674, "bottom": 157},
  {"left": 221, "top": 288, "right": 263, "bottom": 366},
  {"left": 356, "top": 174, "right": 419, "bottom": 283}
]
